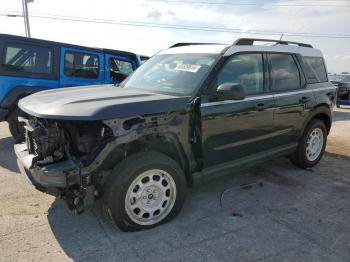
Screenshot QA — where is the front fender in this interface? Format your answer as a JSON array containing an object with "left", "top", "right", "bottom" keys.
[{"left": 0, "top": 85, "right": 49, "bottom": 109}]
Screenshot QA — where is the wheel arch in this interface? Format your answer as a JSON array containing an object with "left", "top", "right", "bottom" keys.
[
  {"left": 1, "top": 85, "right": 48, "bottom": 119},
  {"left": 141, "top": 134, "right": 193, "bottom": 186},
  {"left": 302, "top": 104, "right": 332, "bottom": 136},
  {"left": 100, "top": 133, "right": 193, "bottom": 187}
]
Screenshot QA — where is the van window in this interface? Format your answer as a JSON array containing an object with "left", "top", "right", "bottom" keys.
[
  {"left": 64, "top": 52, "right": 99, "bottom": 79},
  {"left": 109, "top": 58, "right": 134, "bottom": 79},
  {"left": 269, "top": 54, "right": 301, "bottom": 91},
  {"left": 303, "top": 57, "right": 328, "bottom": 83},
  {"left": 216, "top": 53, "right": 264, "bottom": 95},
  {"left": 3, "top": 43, "right": 52, "bottom": 75}
]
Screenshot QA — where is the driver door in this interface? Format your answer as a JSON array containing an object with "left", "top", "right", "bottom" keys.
[{"left": 201, "top": 53, "right": 275, "bottom": 167}]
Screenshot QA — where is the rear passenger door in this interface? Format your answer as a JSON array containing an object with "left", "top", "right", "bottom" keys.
[
  {"left": 59, "top": 48, "right": 104, "bottom": 88},
  {"left": 268, "top": 53, "right": 312, "bottom": 146},
  {"left": 0, "top": 40, "right": 60, "bottom": 104}
]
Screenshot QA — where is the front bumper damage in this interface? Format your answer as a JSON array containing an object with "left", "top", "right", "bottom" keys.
[{"left": 14, "top": 143, "right": 79, "bottom": 196}]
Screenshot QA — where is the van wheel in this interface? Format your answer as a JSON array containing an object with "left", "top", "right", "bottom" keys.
[
  {"left": 103, "top": 151, "right": 186, "bottom": 232},
  {"left": 290, "top": 119, "right": 327, "bottom": 169},
  {"left": 7, "top": 107, "right": 25, "bottom": 142}
]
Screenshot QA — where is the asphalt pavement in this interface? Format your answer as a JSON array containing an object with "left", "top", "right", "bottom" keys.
[{"left": 0, "top": 108, "right": 349, "bottom": 262}]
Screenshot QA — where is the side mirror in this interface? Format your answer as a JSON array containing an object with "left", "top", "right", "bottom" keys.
[{"left": 216, "top": 83, "right": 246, "bottom": 101}]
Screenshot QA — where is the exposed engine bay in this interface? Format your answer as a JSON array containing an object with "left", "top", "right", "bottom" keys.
[
  {"left": 17, "top": 111, "right": 194, "bottom": 214},
  {"left": 23, "top": 117, "right": 114, "bottom": 167}
]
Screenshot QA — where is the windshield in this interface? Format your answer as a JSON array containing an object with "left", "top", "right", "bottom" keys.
[{"left": 122, "top": 54, "right": 219, "bottom": 95}]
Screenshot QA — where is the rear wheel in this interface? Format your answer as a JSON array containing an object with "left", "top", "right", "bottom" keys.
[
  {"left": 7, "top": 107, "right": 25, "bottom": 142},
  {"left": 290, "top": 119, "right": 327, "bottom": 169},
  {"left": 103, "top": 151, "right": 186, "bottom": 232}
]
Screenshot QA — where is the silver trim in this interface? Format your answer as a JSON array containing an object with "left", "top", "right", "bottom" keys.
[
  {"left": 201, "top": 86, "right": 335, "bottom": 108},
  {"left": 224, "top": 45, "right": 323, "bottom": 57},
  {"left": 201, "top": 94, "right": 273, "bottom": 107}
]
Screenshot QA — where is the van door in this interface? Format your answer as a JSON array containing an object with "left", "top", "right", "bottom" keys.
[
  {"left": 59, "top": 47, "right": 104, "bottom": 88},
  {"left": 104, "top": 54, "right": 137, "bottom": 84}
]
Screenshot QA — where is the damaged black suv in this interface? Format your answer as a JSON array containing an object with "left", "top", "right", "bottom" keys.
[{"left": 15, "top": 38, "right": 336, "bottom": 231}]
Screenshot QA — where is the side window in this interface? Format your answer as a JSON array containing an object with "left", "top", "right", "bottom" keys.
[
  {"left": 109, "top": 58, "right": 134, "bottom": 79},
  {"left": 3, "top": 43, "right": 53, "bottom": 75},
  {"left": 216, "top": 53, "right": 264, "bottom": 96},
  {"left": 64, "top": 51, "right": 99, "bottom": 79},
  {"left": 303, "top": 56, "right": 328, "bottom": 83},
  {"left": 269, "top": 54, "right": 301, "bottom": 91}
]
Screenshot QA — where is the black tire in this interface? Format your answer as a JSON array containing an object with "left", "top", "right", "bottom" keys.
[
  {"left": 7, "top": 107, "right": 25, "bottom": 142},
  {"left": 103, "top": 151, "right": 187, "bottom": 232},
  {"left": 290, "top": 119, "right": 327, "bottom": 169}
]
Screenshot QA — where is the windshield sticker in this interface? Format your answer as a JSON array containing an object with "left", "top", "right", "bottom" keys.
[{"left": 174, "top": 64, "right": 201, "bottom": 73}]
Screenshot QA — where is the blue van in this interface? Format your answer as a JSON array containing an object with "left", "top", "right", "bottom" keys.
[{"left": 0, "top": 34, "right": 147, "bottom": 140}]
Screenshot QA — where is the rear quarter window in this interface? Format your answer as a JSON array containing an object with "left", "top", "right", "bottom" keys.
[
  {"left": 302, "top": 56, "right": 328, "bottom": 83},
  {"left": 2, "top": 43, "right": 53, "bottom": 75}
]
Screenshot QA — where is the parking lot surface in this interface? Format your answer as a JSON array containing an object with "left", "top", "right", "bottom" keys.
[{"left": 0, "top": 108, "right": 349, "bottom": 262}]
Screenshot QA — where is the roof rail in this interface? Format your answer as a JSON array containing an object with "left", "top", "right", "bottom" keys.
[
  {"left": 233, "top": 38, "right": 313, "bottom": 48},
  {"left": 170, "top": 42, "right": 222, "bottom": 48}
]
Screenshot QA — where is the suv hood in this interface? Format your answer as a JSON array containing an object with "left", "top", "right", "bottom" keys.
[{"left": 18, "top": 85, "right": 191, "bottom": 120}]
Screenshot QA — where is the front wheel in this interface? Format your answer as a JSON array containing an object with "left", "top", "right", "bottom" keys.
[
  {"left": 290, "top": 119, "right": 327, "bottom": 169},
  {"left": 103, "top": 151, "right": 186, "bottom": 232},
  {"left": 7, "top": 107, "right": 25, "bottom": 142}
]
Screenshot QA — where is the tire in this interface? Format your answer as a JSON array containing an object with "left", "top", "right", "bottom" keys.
[
  {"left": 290, "top": 119, "right": 327, "bottom": 169},
  {"left": 7, "top": 107, "right": 25, "bottom": 142},
  {"left": 103, "top": 151, "right": 187, "bottom": 232}
]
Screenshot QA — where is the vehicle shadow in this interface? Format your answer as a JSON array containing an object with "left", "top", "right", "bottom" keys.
[
  {"left": 46, "top": 158, "right": 315, "bottom": 262},
  {"left": 0, "top": 136, "right": 18, "bottom": 173},
  {"left": 333, "top": 108, "right": 350, "bottom": 122},
  {"left": 46, "top": 166, "right": 263, "bottom": 261},
  {"left": 45, "top": 155, "right": 350, "bottom": 261},
  {"left": 325, "top": 152, "right": 350, "bottom": 161}
]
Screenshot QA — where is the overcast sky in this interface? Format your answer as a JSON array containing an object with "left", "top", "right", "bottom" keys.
[{"left": 0, "top": 0, "right": 349, "bottom": 73}]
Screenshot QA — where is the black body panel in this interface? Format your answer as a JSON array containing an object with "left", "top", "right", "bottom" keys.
[{"left": 18, "top": 85, "right": 191, "bottom": 120}]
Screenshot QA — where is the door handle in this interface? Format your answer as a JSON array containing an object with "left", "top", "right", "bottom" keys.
[
  {"left": 256, "top": 103, "right": 265, "bottom": 111},
  {"left": 299, "top": 97, "right": 310, "bottom": 103}
]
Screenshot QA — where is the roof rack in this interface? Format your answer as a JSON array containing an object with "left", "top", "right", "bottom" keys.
[
  {"left": 170, "top": 42, "right": 222, "bottom": 48},
  {"left": 233, "top": 38, "right": 313, "bottom": 48}
]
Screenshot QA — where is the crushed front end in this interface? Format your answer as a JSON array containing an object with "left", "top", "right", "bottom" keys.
[
  {"left": 14, "top": 111, "right": 193, "bottom": 214},
  {"left": 15, "top": 117, "right": 113, "bottom": 214}
]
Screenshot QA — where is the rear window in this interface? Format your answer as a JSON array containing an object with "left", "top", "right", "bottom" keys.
[
  {"left": 3, "top": 43, "right": 53, "bottom": 75},
  {"left": 64, "top": 51, "right": 99, "bottom": 79},
  {"left": 303, "top": 57, "right": 328, "bottom": 83},
  {"left": 269, "top": 54, "right": 301, "bottom": 91}
]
